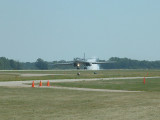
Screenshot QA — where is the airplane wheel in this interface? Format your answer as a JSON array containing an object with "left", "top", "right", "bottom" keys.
[{"left": 84, "top": 67, "right": 87, "bottom": 69}]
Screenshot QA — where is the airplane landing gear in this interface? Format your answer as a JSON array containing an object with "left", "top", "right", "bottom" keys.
[{"left": 84, "top": 66, "right": 87, "bottom": 69}]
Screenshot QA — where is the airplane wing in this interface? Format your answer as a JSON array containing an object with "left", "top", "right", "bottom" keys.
[
  {"left": 92, "top": 61, "right": 115, "bottom": 64},
  {"left": 53, "top": 62, "right": 73, "bottom": 65}
]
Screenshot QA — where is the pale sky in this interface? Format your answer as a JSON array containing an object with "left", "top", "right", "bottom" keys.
[{"left": 0, "top": 0, "right": 160, "bottom": 62}]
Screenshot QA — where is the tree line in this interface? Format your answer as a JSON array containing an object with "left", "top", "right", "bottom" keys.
[
  {"left": 1, "top": 57, "right": 160, "bottom": 70},
  {"left": 100, "top": 57, "right": 160, "bottom": 69},
  {"left": 0, "top": 57, "right": 22, "bottom": 70}
]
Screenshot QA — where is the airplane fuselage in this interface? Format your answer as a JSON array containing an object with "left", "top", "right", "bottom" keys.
[{"left": 73, "top": 58, "right": 92, "bottom": 69}]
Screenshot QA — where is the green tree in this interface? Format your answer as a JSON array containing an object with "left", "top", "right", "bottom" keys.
[
  {"left": 35, "top": 58, "right": 48, "bottom": 70},
  {"left": 9, "top": 60, "right": 22, "bottom": 70}
]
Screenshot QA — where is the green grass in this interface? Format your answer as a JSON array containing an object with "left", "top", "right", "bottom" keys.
[
  {"left": 0, "top": 69, "right": 160, "bottom": 81},
  {"left": 0, "top": 87, "right": 160, "bottom": 120},
  {"left": 52, "top": 78, "right": 160, "bottom": 92},
  {"left": 0, "top": 70, "right": 160, "bottom": 119}
]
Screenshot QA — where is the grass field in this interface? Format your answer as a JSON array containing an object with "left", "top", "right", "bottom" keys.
[
  {"left": 52, "top": 78, "right": 160, "bottom": 92},
  {"left": 0, "top": 87, "right": 160, "bottom": 120},
  {"left": 0, "top": 69, "right": 160, "bottom": 81},
  {"left": 0, "top": 70, "right": 160, "bottom": 120}
]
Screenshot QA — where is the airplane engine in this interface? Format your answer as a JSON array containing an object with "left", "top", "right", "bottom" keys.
[
  {"left": 73, "top": 63, "right": 77, "bottom": 67},
  {"left": 84, "top": 66, "right": 87, "bottom": 69},
  {"left": 86, "top": 63, "right": 92, "bottom": 66}
]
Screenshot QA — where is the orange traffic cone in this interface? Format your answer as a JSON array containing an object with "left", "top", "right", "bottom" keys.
[
  {"left": 32, "top": 81, "right": 35, "bottom": 88},
  {"left": 39, "top": 80, "right": 42, "bottom": 86},
  {"left": 47, "top": 80, "right": 50, "bottom": 87}
]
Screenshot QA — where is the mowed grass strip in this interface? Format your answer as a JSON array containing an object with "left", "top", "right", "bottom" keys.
[
  {"left": 0, "top": 87, "right": 160, "bottom": 120},
  {"left": 1, "top": 69, "right": 160, "bottom": 81},
  {"left": 52, "top": 78, "right": 160, "bottom": 92}
]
